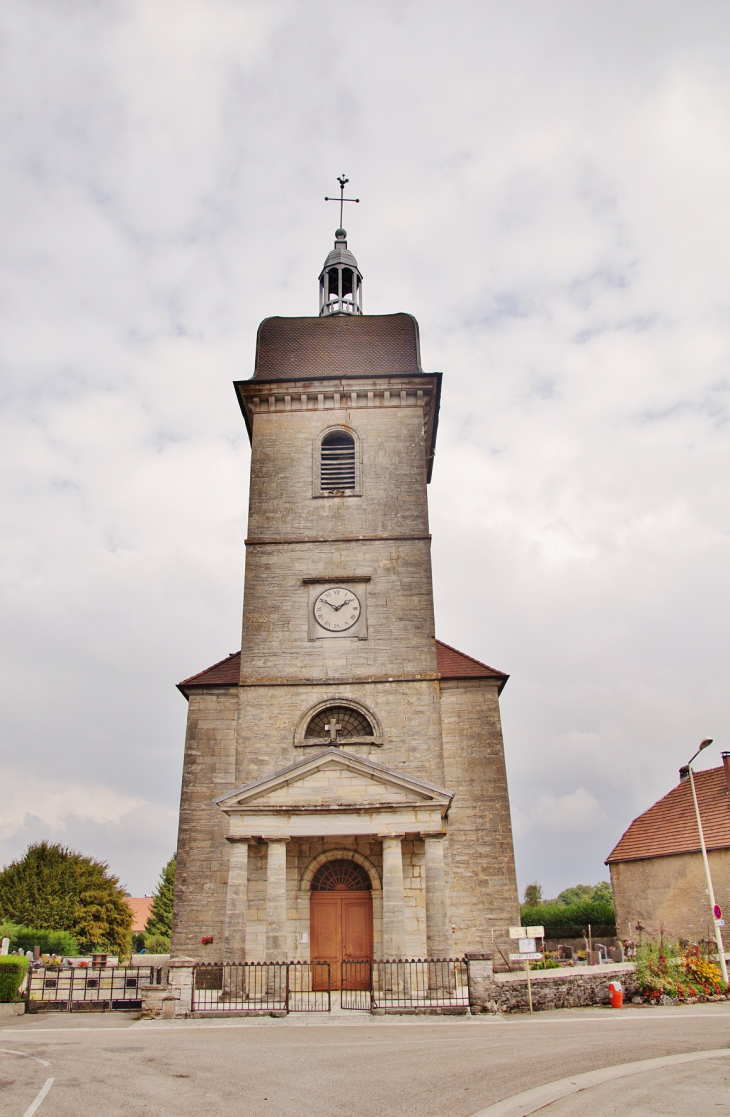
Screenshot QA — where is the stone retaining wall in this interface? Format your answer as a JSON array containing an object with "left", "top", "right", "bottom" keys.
[{"left": 467, "top": 955, "right": 637, "bottom": 1014}]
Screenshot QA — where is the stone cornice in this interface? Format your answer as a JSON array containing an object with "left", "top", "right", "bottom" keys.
[{"left": 234, "top": 372, "right": 442, "bottom": 483}]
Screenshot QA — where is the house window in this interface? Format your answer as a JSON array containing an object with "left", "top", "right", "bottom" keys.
[{"left": 320, "top": 430, "right": 356, "bottom": 493}]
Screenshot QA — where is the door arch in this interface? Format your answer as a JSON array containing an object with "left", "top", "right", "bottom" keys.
[{"left": 310, "top": 859, "right": 373, "bottom": 990}]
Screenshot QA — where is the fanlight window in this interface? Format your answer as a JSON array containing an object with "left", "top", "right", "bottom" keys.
[
  {"left": 320, "top": 430, "right": 356, "bottom": 492},
  {"left": 305, "top": 705, "right": 373, "bottom": 739},
  {"left": 311, "top": 859, "right": 371, "bottom": 892}
]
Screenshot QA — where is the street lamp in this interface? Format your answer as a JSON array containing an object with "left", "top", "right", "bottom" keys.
[{"left": 685, "top": 738, "right": 728, "bottom": 984}]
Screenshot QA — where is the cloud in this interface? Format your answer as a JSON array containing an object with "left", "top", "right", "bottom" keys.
[{"left": 1, "top": 0, "right": 729, "bottom": 896}]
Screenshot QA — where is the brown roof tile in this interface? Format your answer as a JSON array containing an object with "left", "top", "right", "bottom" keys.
[
  {"left": 178, "top": 652, "right": 240, "bottom": 689},
  {"left": 606, "top": 766, "right": 730, "bottom": 863},
  {"left": 435, "top": 640, "right": 508, "bottom": 685},
  {"left": 178, "top": 640, "right": 508, "bottom": 693},
  {"left": 252, "top": 314, "right": 423, "bottom": 381}
]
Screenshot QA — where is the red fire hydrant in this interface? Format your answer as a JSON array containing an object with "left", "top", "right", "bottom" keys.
[{"left": 608, "top": 981, "right": 623, "bottom": 1009}]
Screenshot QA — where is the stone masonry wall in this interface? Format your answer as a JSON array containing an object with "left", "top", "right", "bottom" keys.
[
  {"left": 171, "top": 689, "right": 238, "bottom": 960},
  {"left": 440, "top": 678, "right": 520, "bottom": 960},
  {"left": 610, "top": 849, "right": 730, "bottom": 949},
  {"left": 469, "top": 961, "right": 638, "bottom": 1014},
  {"left": 235, "top": 678, "right": 445, "bottom": 789}
]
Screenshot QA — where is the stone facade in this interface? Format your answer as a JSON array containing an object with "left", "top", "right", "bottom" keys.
[
  {"left": 610, "top": 850, "right": 730, "bottom": 949},
  {"left": 171, "top": 306, "right": 520, "bottom": 966}
]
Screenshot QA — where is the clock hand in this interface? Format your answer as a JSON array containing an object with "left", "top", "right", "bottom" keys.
[{"left": 332, "top": 598, "right": 354, "bottom": 611}]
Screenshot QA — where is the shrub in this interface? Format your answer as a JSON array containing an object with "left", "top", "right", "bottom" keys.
[
  {"left": 0, "top": 956, "right": 30, "bottom": 1003},
  {"left": 0, "top": 922, "right": 80, "bottom": 956},
  {"left": 143, "top": 934, "right": 171, "bottom": 955},
  {"left": 520, "top": 900, "right": 616, "bottom": 939}
]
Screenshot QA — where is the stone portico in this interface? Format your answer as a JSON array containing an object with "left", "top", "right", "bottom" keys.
[{"left": 216, "top": 747, "right": 452, "bottom": 962}]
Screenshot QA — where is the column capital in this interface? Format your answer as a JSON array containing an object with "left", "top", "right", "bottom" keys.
[
  {"left": 226, "top": 836, "right": 254, "bottom": 843},
  {"left": 378, "top": 833, "right": 406, "bottom": 842},
  {"left": 265, "top": 836, "right": 290, "bottom": 844}
]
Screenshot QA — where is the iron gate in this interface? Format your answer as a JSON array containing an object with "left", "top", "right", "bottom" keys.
[
  {"left": 341, "top": 958, "right": 469, "bottom": 1011},
  {"left": 192, "top": 961, "right": 331, "bottom": 1013}
]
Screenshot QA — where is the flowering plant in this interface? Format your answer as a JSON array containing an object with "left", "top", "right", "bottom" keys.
[{"left": 636, "top": 939, "right": 727, "bottom": 1002}]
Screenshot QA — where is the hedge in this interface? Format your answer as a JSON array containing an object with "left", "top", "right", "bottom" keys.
[
  {"left": 521, "top": 900, "right": 616, "bottom": 939},
  {"left": 0, "top": 922, "right": 80, "bottom": 956},
  {"left": 0, "top": 956, "right": 29, "bottom": 1003}
]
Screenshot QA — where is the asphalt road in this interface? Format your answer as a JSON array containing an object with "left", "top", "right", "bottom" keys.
[{"left": 1, "top": 1004, "right": 729, "bottom": 1117}]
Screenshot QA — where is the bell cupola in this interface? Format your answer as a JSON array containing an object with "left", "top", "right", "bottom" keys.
[
  {"left": 319, "top": 175, "right": 363, "bottom": 316},
  {"left": 318, "top": 228, "right": 363, "bottom": 316}
]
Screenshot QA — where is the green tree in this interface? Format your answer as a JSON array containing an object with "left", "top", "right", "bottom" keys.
[
  {"left": 555, "top": 883, "right": 595, "bottom": 906},
  {"left": 592, "top": 880, "right": 613, "bottom": 903},
  {"left": 145, "top": 855, "right": 176, "bottom": 938},
  {"left": 554, "top": 881, "right": 613, "bottom": 906},
  {"left": 0, "top": 842, "right": 132, "bottom": 955},
  {"left": 523, "top": 882, "right": 542, "bottom": 906}
]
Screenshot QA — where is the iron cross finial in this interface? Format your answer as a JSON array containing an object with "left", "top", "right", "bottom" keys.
[{"left": 325, "top": 174, "right": 360, "bottom": 229}]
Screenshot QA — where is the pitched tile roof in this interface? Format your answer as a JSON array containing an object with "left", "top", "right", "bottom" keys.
[
  {"left": 251, "top": 314, "right": 423, "bottom": 381},
  {"left": 178, "top": 652, "right": 241, "bottom": 689},
  {"left": 434, "top": 640, "right": 508, "bottom": 687},
  {"left": 606, "top": 766, "right": 730, "bottom": 864},
  {"left": 177, "top": 640, "right": 508, "bottom": 693}
]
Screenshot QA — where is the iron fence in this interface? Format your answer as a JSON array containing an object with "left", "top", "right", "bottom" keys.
[
  {"left": 26, "top": 965, "right": 163, "bottom": 1011},
  {"left": 341, "top": 958, "right": 469, "bottom": 1011},
  {"left": 192, "top": 962, "right": 330, "bottom": 1013}
]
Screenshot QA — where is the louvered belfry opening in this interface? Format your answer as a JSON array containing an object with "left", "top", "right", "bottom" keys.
[
  {"left": 305, "top": 705, "right": 373, "bottom": 739},
  {"left": 320, "top": 430, "right": 356, "bottom": 492},
  {"left": 311, "top": 859, "right": 372, "bottom": 892}
]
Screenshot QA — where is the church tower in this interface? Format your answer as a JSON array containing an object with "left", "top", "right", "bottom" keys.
[{"left": 173, "top": 196, "right": 519, "bottom": 979}]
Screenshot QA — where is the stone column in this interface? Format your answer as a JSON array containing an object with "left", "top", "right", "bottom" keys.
[
  {"left": 265, "top": 838, "right": 289, "bottom": 961},
  {"left": 424, "top": 834, "right": 451, "bottom": 958},
  {"left": 224, "top": 838, "right": 249, "bottom": 963},
  {"left": 380, "top": 835, "right": 406, "bottom": 959}
]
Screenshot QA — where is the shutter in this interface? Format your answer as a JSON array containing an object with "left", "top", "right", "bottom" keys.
[{"left": 320, "top": 432, "right": 356, "bottom": 491}]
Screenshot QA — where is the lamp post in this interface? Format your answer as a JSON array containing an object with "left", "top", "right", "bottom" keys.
[{"left": 685, "top": 738, "right": 728, "bottom": 984}]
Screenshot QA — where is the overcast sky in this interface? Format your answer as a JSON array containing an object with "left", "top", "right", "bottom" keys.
[{"left": 2, "top": 0, "right": 729, "bottom": 900}]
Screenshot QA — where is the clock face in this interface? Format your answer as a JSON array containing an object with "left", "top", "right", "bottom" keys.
[{"left": 313, "top": 586, "right": 361, "bottom": 632}]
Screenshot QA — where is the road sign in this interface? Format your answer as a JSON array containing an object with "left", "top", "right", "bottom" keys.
[
  {"left": 713, "top": 904, "right": 722, "bottom": 920},
  {"left": 509, "top": 926, "right": 527, "bottom": 939},
  {"left": 518, "top": 938, "right": 536, "bottom": 954},
  {"left": 716, "top": 919, "right": 725, "bottom": 927},
  {"left": 510, "top": 952, "right": 543, "bottom": 961},
  {"left": 526, "top": 926, "right": 545, "bottom": 938}
]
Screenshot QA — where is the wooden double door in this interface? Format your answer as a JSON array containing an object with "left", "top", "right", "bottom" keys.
[{"left": 310, "top": 890, "right": 373, "bottom": 990}]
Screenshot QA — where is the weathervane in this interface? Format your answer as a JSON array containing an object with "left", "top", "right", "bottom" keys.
[{"left": 325, "top": 174, "right": 359, "bottom": 228}]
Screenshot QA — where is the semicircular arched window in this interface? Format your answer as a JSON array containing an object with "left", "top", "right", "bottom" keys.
[
  {"left": 320, "top": 430, "right": 356, "bottom": 493},
  {"left": 311, "top": 859, "right": 371, "bottom": 892},
  {"left": 305, "top": 704, "right": 373, "bottom": 740}
]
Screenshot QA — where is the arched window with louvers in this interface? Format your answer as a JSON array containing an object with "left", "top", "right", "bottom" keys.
[{"left": 314, "top": 426, "right": 362, "bottom": 497}]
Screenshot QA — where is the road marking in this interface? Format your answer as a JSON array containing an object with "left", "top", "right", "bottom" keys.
[
  {"left": 469, "top": 1047, "right": 730, "bottom": 1117},
  {"left": 21, "top": 1077, "right": 54, "bottom": 1117},
  {"left": 0, "top": 1048, "right": 51, "bottom": 1066}
]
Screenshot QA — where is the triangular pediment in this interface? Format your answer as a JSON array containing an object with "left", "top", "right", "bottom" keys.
[{"left": 215, "top": 748, "right": 453, "bottom": 813}]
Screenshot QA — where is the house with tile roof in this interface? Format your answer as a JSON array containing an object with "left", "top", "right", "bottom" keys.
[
  {"left": 606, "top": 754, "right": 730, "bottom": 948},
  {"left": 170, "top": 212, "right": 521, "bottom": 975}
]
